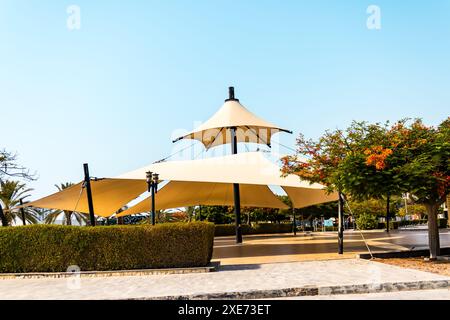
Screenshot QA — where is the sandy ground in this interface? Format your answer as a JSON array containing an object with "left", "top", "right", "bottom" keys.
[{"left": 376, "top": 257, "right": 450, "bottom": 277}]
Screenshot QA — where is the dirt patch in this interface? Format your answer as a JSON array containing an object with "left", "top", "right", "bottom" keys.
[{"left": 376, "top": 257, "right": 450, "bottom": 277}]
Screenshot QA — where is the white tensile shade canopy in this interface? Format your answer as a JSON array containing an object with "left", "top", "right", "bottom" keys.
[
  {"left": 171, "top": 87, "right": 293, "bottom": 243},
  {"left": 116, "top": 152, "right": 338, "bottom": 215},
  {"left": 116, "top": 181, "right": 289, "bottom": 217},
  {"left": 23, "top": 179, "right": 147, "bottom": 218},
  {"left": 21, "top": 152, "right": 336, "bottom": 218},
  {"left": 173, "top": 88, "right": 291, "bottom": 149}
]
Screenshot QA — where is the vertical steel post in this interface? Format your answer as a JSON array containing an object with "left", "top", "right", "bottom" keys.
[
  {"left": 292, "top": 207, "right": 297, "bottom": 236},
  {"left": 83, "top": 163, "right": 96, "bottom": 226},
  {"left": 19, "top": 199, "right": 26, "bottom": 225},
  {"left": 338, "top": 192, "right": 344, "bottom": 254},
  {"left": 228, "top": 87, "right": 243, "bottom": 244},
  {"left": 386, "top": 194, "right": 390, "bottom": 232},
  {"left": 231, "top": 126, "right": 243, "bottom": 244}
]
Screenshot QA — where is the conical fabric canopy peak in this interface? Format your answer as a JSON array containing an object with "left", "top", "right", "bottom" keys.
[{"left": 173, "top": 88, "right": 292, "bottom": 149}]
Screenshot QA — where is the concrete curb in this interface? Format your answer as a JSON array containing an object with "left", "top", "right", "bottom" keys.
[
  {"left": 128, "top": 279, "right": 450, "bottom": 300},
  {"left": 0, "top": 262, "right": 220, "bottom": 279},
  {"left": 357, "top": 247, "right": 450, "bottom": 259}
]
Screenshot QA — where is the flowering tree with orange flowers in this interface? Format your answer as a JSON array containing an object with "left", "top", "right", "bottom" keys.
[
  {"left": 282, "top": 118, "right": 450, "bottom": 259},
  {"left": 382, "top": 118, "right": 450, "bottom": 259}
]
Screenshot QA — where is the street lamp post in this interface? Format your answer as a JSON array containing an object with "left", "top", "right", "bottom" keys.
[{"left": 146, "top": 171, "right": 159, "bottom": 226}]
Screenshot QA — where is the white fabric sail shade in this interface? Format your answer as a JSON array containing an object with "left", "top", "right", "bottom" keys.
[
  {"left": 173, "top": 98, "right": 292, "bottom": 149},
  {"left": 116, "top": 181, "right": 289, "bottom": 217},
  {"left": 115, "top": 152, "right": 337, "bottom": 216},
  {"left": 23, "top": 179, "right": 147, "bottom": 218},
  {"left": 23, "top": 152, "right": 337, "bottom": 217}
]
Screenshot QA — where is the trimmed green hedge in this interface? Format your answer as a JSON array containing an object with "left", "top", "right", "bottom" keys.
[
  {"left": 398, "top": 219, "right": 428, "bottom": 227},
  {"left": 215, "top": 223, "right": 293, "bottom": 237},
  {"left": 0, "top": 222, "right": 215, "bottom": 273}
]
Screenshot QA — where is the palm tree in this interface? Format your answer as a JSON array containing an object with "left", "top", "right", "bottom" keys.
[
  {"left": 44, "top": 182, "right": 89, "bottom": 226},
  {"left": 185, "top": 206, "right": 196, "bottom": 222},
  {"left": 0, "top": 180, "right": 40, "bottom": 225}
]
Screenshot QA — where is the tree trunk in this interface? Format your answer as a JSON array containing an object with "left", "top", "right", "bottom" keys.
[
  {"left": 425, "top": 203, "right": 440, "bottom": 260},
  {"left": 65, "top": 211, "right": 72, "bottom": 226},
  {"left": 0, "top": 203, "right": 8, "bottom": 227}
]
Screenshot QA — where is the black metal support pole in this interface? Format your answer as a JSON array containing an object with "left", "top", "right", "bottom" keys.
[
  {"left": 386, "top": 194, "right": 390, "bottom": 232},
  {"left": 19, "top": 199, "right": 26, "bottom": 225},
  {"left": 338, "top": 192, "right": 344, "bottom": 254},
  {"left": 292, "top": 207, "right": 297, "bottom": 236},
  {"left": 231, "top": 125, "right": 243, "bottom": 244},
  {"left": 226, "top": 87, "right": 243, "bottom": 244},
  {"left": 0, "top": 203, "right": 8, "bottom": 227},
  {"left": 151, "top": 184, "right": 156, "bottom": 226},
  {"left": 83, "top": 163, "right": 96, "bottom": 227}
]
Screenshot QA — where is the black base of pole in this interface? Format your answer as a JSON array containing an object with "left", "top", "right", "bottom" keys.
[
  {"left": 338, "top": 192, "right": 344, "bottom": 254},
  {"left": 234, "top": 183, "right": 243, "bottom": 244},
  {"left": 338, "top": 232, "right": 344, "bottom": 254}
]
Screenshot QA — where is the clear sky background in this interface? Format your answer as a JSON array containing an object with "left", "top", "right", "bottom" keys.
[{"left": 1, "top": 1, "right": 449, "bottom": 199}]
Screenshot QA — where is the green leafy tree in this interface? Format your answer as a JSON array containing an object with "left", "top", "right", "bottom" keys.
[
  {"left": 343, "top": 118, "right": 449, "bottom": 258},
  {"left": 198, "top": 206, "right": 233, "bottom": 224},
  {"left": 283, "top": 118, "right": 450, "bottom": 259},
  {"left": 393, "top": 119, "right": 450, "bottom": 258},
  {"left": 398, "top": 203, "right": 426, "bottom": 218},
  {"left": 348, "top": 198, "right": 398, "bottom": 218}
]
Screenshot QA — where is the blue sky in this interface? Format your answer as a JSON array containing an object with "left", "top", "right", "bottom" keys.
[{"left": 1, "top": 1, "right": 449, "bottom": 199}]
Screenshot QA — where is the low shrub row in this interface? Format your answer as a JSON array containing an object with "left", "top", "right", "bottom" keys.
[
  {"left": 374, "top": 219, "right": 447, "bottom": 230},
  {"left": 0, "top": 222, "right": 215, "bottom": 273},
  {"left": 398, "top": 219, "right": 428, "bottom": 227},
  {"left": 377, "top": 221, "right": 400, "bottom": 230},
  {"left": 215, "top": 223, "right": 293, "bottom": 237}
]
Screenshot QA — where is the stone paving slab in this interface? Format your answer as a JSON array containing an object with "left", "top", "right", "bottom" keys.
[
  {"left": 0, "top": 259, "right": 449, "bottom": 300},
  {"left": 212, "top": 229, "right": 450, "bottom": 266}
]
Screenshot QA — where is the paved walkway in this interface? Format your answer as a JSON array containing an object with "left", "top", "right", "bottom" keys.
[
  {"left": 1, "top": 259, "right": 449, "bottom": 300},
  {"left": 213, "top": 229, "right": 450, "bottom": 265}
]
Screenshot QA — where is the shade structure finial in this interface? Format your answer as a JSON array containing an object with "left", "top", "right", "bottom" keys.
[{"left": 226, "top": 86, "right": 238, "bottom": 102}]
